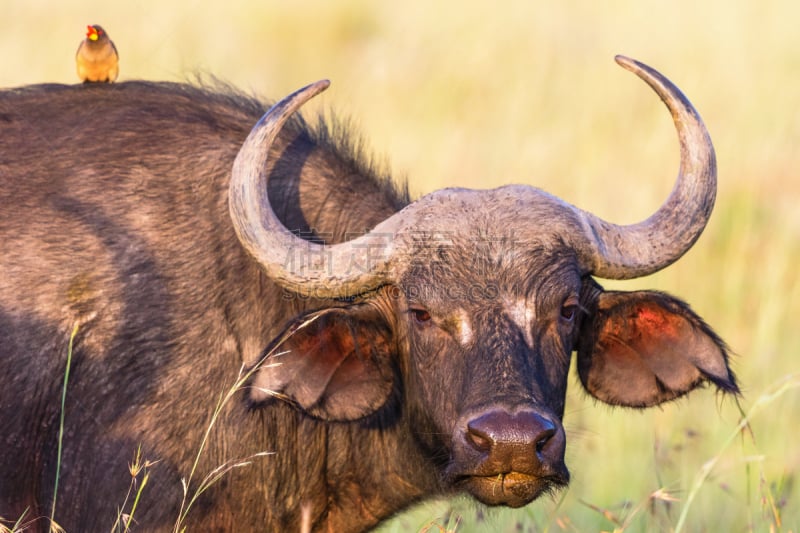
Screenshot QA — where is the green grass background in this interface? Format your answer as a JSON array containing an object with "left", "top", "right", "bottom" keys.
[{"left": 2, "top": 1, "right": 798, "bottom": 531}]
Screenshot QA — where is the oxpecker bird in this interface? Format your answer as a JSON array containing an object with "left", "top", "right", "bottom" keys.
[{"left": 76, "top": 25, "right": 118, "bottom": 83}]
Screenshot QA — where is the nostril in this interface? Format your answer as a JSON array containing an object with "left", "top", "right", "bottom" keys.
[
  {"left": 466, "top": 424, "right": 493, "bottom": 452},
  {"left": 535, "top": 427, "right": 556, "bottom": 453}
]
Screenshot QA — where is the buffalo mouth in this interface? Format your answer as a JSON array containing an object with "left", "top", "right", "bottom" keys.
[{"left": 455, "top": 470, "right": 570, "bottom": 507}]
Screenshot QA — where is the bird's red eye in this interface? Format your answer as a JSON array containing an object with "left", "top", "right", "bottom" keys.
[{"left": 411, "top": 309, "right": 432, "bottom": 323}]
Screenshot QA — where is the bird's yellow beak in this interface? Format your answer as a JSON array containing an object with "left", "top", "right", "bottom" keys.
[{"left": 87, "top": 26, "right": 99, "bottom": 41}]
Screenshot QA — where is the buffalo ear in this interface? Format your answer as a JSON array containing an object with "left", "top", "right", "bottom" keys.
[
  {"left": 249, "top": 304, "right": 396, "bottom": 421},
  {"left": 577, "top": 290, "right": 738, "bottom": 407}
]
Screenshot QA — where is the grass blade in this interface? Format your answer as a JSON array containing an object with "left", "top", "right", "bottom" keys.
[
  {"left": 674, "top": 375, "right": 800, "bottom": 532},
  {"left": 50, "top": 323, "right": 79, "bottom": 528}
]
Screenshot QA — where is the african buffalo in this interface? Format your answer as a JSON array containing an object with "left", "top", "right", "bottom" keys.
[{"left": 0, "top": 56, "right": 736, "bottom": 532}]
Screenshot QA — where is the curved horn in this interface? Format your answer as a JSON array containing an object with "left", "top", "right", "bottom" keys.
[
  {"left": 229, "top": 80, "right": 410, "bottom": 298},
  {"left": 574, "top": 55, "right": 717, "bottom": 279}
]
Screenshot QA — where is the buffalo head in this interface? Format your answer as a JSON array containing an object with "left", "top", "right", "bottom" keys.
[{"left": 231, "top": 57, "right": 736, "bottom": 507}]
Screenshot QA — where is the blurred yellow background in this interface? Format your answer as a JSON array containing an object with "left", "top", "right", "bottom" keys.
[{"left": 3, "top": 1, "right": 798, "bottom": 530}]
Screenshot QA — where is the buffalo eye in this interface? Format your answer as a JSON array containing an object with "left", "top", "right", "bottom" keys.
[
  {"left": 410, "top": 308, "right": 432, "bottom": 324},
  {"left": 559, "top": 298, "right": 580, "bottom": 324}
]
